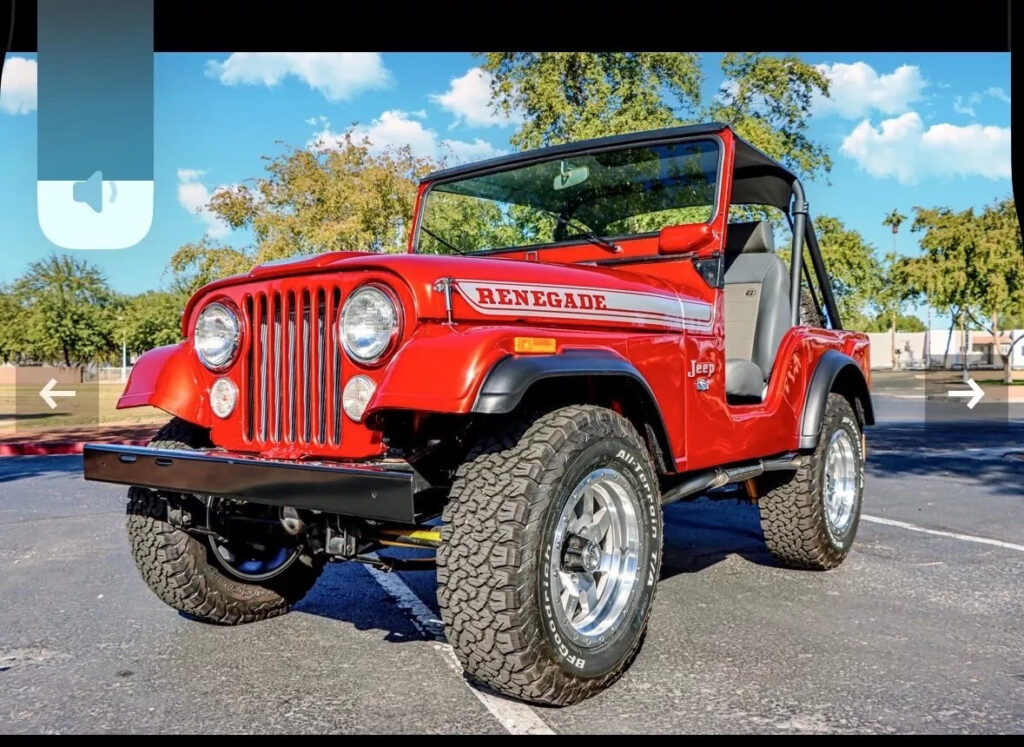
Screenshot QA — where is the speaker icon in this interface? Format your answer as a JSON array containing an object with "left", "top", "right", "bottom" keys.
[{"left": 72, "top": 170, "right": 117, "bottom": 213}]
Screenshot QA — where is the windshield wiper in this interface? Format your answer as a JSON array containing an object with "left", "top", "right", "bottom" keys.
[
  {"left": 541, "top": 210, "right": 621, "bottom": 253},
  {"left": 421, "top": 224, "right": 469, "bottom": 256}
]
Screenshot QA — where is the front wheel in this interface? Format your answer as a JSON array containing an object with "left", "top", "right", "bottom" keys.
[
  {"left": 125, "top": 418, "right": 323, "bottom": 624},
  {"left": 437, "top": 405, "right": 663, "bottom": 706}
]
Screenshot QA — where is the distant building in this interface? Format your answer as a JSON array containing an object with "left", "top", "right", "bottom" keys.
[{"left": 867, "top": 330, "right": 1024, "bottom": 370}]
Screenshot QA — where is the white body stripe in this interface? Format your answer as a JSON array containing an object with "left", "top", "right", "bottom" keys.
[{"left": 453, "top": 279, "right": 713, "bottom": 333}]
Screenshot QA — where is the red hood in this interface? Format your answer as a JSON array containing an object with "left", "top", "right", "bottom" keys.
[{"left": 184, "top": 251, "right": 706, "bottom": 333}]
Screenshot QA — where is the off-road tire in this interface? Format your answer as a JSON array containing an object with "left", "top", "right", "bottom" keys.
[
  {"left": 125, "top": 417, "right": 323, "bottom": 624},
  {"left": 758, "top": 394, "right": 864, "bottom": 570},
  {"left": 800, "top": 288, "right": 826, "bottom": 328},
  {"left": 437, "top": 405, "right": 663, "bottom": 706}
]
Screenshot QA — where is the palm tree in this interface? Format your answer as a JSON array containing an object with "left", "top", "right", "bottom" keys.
[
  {"left": 882, "top": 208, "right": 907, "bottom": 252},
  {"left": 881, "top": 209, "right": 908, "bottom": 368}
]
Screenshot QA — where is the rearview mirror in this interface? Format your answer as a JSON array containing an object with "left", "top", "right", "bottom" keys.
[
  {"left": 658, "top": 223, "right": 717, "bottom": 255},
  {"left": 553, "top": 162, "right": 589, "bottom": 191}
]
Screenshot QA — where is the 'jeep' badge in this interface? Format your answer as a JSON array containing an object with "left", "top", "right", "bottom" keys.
[{"left": 688, "top": 360, "right": 715, "bottom": 378}]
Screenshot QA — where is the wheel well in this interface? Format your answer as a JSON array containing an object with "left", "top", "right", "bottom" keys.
[
  {"left": 512, "top": 375, "right": 674, "bottom": 473},
  {"left": 799, "top": 351, "right": 875, "bottom": 449},
  {"left": 829, "top": 364, "right": 875, "bottom": 429}
]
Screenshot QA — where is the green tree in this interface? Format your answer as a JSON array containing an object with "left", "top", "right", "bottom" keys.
[
  {"left": 14, "top": 255, "right": 117, "bottom": 366},
  {"left": 861, "top": 312, "right": 926, "bottom": 333},
  {"left": 882, "top": 208, "right": 907, "bottom": 249},
  {"left": 814, "top": 215, "right": 883, "bottom": 328},
  {"left": 482, "top": 53, "right": 703, "bottom": 151},
  {"left": 482, "top": 52, "right": 832, "bottom": 181},
  {"left": 707, "top": 53, "right": 832, "bottom": 180},
  {"left": 879, "top": 208, "right": 910, "bottom": 366},
  {"left": 780, "top": 215, "right": 881, "bottom": 330},
  {"left": 121, "top": 289, "right": 188, "bottom": 353},
  {"left": 169, "top": 135, "right": 434, "bottom": 288},
  {"left": 902, "top": 198, "right": 1024, "bottom": 383},
  {"left": 0, "top": 286, "right": 27, "bottom": 363}
]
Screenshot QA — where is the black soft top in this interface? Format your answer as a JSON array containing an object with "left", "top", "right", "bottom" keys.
[{"left": 422, "top": 123, "right": 799, "bottom": 211}]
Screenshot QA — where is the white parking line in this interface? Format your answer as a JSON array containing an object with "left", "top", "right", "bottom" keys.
[
  {"left": 365, "top": 562, "right": 556, "bottom": 735},
  {"left": 861, "top": 514, "right": 1024, "bottom": 553}
]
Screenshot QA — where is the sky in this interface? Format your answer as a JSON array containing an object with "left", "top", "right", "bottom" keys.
[{"left": 0, "top": 51, "right": 1012, "bottom": 319}]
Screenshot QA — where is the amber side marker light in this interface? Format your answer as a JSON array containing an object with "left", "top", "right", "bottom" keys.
[{"left": 514, "top": 337, "right": 557, "bottom": 354}]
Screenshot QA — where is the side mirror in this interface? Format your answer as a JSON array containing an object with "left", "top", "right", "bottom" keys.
[{"left": 658, "top": 223, "right": 717, "bottom": 255}]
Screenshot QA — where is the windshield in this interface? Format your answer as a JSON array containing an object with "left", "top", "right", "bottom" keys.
[{"left": 415, "top": 138, "right": 720, "bottom": 255}]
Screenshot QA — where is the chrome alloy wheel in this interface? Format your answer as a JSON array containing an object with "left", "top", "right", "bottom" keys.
[
  {"left": 550, "top": 468, "right": 641, "bottom": 648},
  {"left": 823, "top": 429, "right": 858, "bottom": 537}
]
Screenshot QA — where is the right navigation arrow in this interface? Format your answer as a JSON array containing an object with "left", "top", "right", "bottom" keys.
[{"left": 947, "top": 376, "right": 985, "bottom": 410}]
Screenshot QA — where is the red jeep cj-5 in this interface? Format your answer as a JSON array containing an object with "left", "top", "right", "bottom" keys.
[{"left": 84, "top": 123, "right": 873, "bottom": 706}]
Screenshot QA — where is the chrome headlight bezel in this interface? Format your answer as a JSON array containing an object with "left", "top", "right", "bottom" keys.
[
  {"left": 193, "top": 301, "right": 242, "bottom": 371},
  {"left": 339, "top": 284, "right": 401, "bottom": 365}
]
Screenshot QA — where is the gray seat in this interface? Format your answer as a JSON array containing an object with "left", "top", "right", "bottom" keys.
[{"left": 722, "top": 221, "right": 791, "bottom": 401}]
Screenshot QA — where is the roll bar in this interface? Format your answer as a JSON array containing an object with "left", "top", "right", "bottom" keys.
[{"left": 790, "top": 180, "right": 843, "bottom": 331}]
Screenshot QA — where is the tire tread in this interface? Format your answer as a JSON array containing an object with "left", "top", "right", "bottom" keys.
[
  {"left": 436, "top": 405, "right": 661, "bottom": 706},
  {"left": 125, "top": 418, "right": 322, "bottom": 625},
  {"left": 758, "top": 394, "right": 863, "bottom": 570}
]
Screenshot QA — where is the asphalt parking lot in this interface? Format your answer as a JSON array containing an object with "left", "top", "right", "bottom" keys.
[{"left": 1, "top": 393, "right": 1022, "bottom": 734}]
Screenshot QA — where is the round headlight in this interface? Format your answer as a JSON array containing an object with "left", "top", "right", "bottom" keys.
[
  {"left": 340, "top": 285, "right": 400, "bottom": 363},
  {"left": 194, "top": 302, "right": 241, "bottom": 370}
]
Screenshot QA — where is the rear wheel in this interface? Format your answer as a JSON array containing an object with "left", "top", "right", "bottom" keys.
[
  {"left": 437, "top": 405, "right": 663, "bottom": 706},
  {"left": 758, "top": 394, "right": 864, "bottom": 570},
  {"left": 125, "top": 418, "right": 323, "bottom": 624}
]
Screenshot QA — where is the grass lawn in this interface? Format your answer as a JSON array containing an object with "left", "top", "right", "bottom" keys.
[{"left": 0, "top": 382, "right": 166, "bottom": 435}]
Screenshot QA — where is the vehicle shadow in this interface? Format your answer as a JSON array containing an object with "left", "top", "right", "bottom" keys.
[
  {"left": 294, "top": 494, "right": 777, "bottom": 641},
  {"left": 294, "top": 558, "right": 442, "bottom": 643},
  {"left": 660, "top": 495, "right": 776, "bottom": 578}
]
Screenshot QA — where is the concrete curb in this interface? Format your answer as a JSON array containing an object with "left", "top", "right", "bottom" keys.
[{"left": 0, "top": 440, "right": 148, "bottom": 457}]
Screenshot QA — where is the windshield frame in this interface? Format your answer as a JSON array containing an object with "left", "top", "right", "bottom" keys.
[{"left": 411, "top": 133, "right": 726, "bottom": 257}]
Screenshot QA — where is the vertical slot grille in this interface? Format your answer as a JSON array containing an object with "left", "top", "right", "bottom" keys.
[{"left": 244, "top": 285, "right": 342, "bottom": 448}]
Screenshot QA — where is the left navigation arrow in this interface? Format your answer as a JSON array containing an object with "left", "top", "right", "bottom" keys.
[{"left": 40, "top": 378, "right": 76, "bottom": 410}]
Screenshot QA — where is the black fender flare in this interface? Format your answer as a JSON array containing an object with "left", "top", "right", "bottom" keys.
[
  {"left": 471, "top": 350, "right": 674, "bottom": 469},
  {"left": 799, "top": 349, "right": 875, "bottom": 449}
]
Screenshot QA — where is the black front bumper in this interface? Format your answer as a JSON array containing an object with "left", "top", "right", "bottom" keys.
[{"left": 83, "top": 444, "right": 430, "bottom": 524}]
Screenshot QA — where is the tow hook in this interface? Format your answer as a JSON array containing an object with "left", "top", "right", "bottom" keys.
[{"left": 280, "top": 507, "right": 304, "bottom": 535}]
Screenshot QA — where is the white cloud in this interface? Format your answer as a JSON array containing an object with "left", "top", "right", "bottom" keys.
[
  {"left": 336, "top": 109, "right": 438, "bottom": 156},
  {"left": 177, "top": 168, "right": 232, "bottom": 239},
  {"left": 429, "top": 67, "right": 522, "bottom": 128},
  {"left": 986, "top": 86, "right": 1011, "bottom": 104},
  {"left": 953, "top": 92, "right": 981, "bottom": 117},
  {"left": 840, "top": 112, "right": 1011, "bottom": 184},
  {"left": 814, "top": 62, "right": 926, "bottom": 119},
  {"left": 308, "top": 110, "right": 504, "bottom": 165},
  {"left": 438, "top": 138, "right": 503, "bottom": 162},
  {"left": 0, "top": 57, "right": 37, "bottom": 115},
  {"left": 205, "top": 52, "right": 390, "bottom": 102}
]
